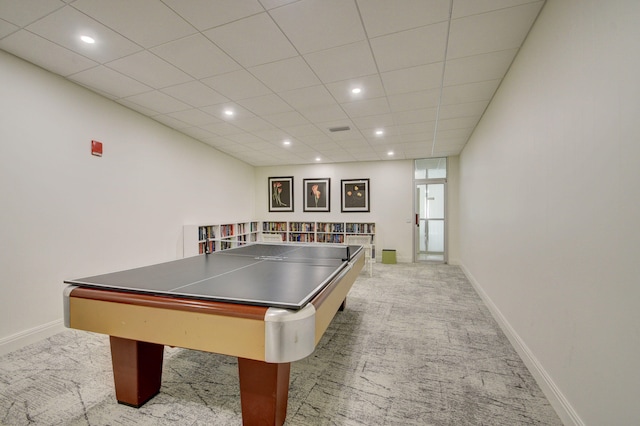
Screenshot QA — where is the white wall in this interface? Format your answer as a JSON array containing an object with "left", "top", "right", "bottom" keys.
[
  {"left": 255, "top": 161, "right": 414, "bottom": 263},
  {"left": 0, "top": 51, "right": 255, "bottom": 354},
  {"left": 458, "top": 1, "right": 640, "bottom": 425}
]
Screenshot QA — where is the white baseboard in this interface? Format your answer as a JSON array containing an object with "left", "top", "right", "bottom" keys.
[
  {"left": 0, "top": 319, "right": 65, "bottom": 356},
  {"left": 459, "top": 263, "right": 584, "bottom": 426}
]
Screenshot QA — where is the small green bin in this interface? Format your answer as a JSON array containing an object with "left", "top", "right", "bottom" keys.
[{"left": 381, "top": 249, "right": 397, "bottom": 264}]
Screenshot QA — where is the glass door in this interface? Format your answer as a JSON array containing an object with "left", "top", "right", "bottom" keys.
[{"left": 415, "top": 183, "right": 445, "bottom": 262}]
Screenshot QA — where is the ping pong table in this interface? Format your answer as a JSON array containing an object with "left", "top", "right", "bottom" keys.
[{"left": 63, "top": 243, "right": 364, "bottom": 426}]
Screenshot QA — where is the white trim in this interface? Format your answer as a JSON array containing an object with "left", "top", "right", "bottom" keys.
[
  {"left": 0, "top": 319, "right": 65, "bottom": 356},
  {"left": 459, "top": 263, "right": 584, "bottom": 426}
]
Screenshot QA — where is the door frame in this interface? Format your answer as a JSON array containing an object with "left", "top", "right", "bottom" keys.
[{"left": 413, "top": 178, "right": 447, "bottom": 263}]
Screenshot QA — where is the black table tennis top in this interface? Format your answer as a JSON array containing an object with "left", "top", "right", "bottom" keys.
[{"left": 64, "top": 243, "right": 362, "bottom": 310}]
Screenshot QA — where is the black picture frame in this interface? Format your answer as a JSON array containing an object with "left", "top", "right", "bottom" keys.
[
  {"left": 341, "top": 178, "right": 370, "bottom": 212},
  {"left": 268, "top": 176, "right": 294, "bottom": 212},
  {"left": 303, "top": 178, "right": 330, "bottom": 212}
]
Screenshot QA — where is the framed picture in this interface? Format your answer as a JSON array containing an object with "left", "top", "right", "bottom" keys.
[
  {"left": 303, "top": 178, "right": 330, "bottom": 212},
  {"left": 341, "top": 178, "right": 370, "bottom": 212},
  {"left": 268, "top": 176, "right": 294, "bottom": 212}
]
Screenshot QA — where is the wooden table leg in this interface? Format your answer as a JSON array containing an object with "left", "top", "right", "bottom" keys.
[
  {"left": 238, "top": 358, "right": 290, "bottom": 426},
  {"left": 109, "top": 336, "right": 164, "bottom": 407}
]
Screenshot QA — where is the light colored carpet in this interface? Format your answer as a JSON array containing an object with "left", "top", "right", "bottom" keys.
[{"left": 0, "top": 263, "right": 562, "bottom": 425}]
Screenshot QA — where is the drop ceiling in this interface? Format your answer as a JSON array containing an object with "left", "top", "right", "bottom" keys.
[{"left": 0, "top": 0, "right": 544, "bottom": 166}]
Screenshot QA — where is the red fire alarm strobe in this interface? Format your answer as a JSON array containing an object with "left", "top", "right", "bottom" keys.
[{"left": 91, "top": 140, "right": 103, "bottom": 157}]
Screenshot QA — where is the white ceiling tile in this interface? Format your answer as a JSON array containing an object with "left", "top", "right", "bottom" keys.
[
  {"left": 151, "top": 34, "right": 241, "bottom": 79},
  {"left": 300, "top": 105, "right": 348, "bottom": 123},
  {"left": 393, "top": 108, "right": 438, "bottom": 125},
  {"left": 401, "top": 145, "right": 433, "bottom": 157},
  {"left": 270, "top": 0, "right": 365, "bottom": 54},
  {"left": 437, "top": 116, "right": 480, "bottom": 131},
  {"left": 306, "top": 140, "right": 341, "bottom": 151},
  {"left": 201, "top": 103, "right": 255, "bottom": 121},
  {"left": 341, "top": 97, "right": 390, "bottom": 118},
  {"left": 381, "top": 62, "right": 444, "bottom": 95},
  {"left": 259, "top": 0, "right": 298, "bottom": 9},
  {"left": 181, "top": 126, "right": 216, "bottom": 140},
  {"left": 204, "top": 13, "right": 297, "bottom": 68},
  {"left": 387, "top": 89, "right": 441, "bottom": 112},
  {"left": 201, "top": 69, "right": 272, "bottom": 100},
  {"left": 302, "top": 133, "right": 336, "bottom": 145},
  {"left": 123, "top": 90, "right": 191, "bottom": 114},
  {"left": 117, "top": 98, "right": 162, "bottom": 116},
  {"left": 396, "top": 123, "right": 436, "bottom": 136},
  {"left": 226, "top": 132, "right": 267, "bottom": 144},
  {"left": 152, "top": 114, "right": 190, "bottom": 130},
  {"left": 304, "top": 41, "right": 377, "bottom": 83},
  {"left": 448, "top": 3, "right": 543, "bottom": 59},
  {"left": 199, "top": 135, "right": 235, "bottom": 147},
  {"left": 163, "top": 0, "right": 265, "bottom": 31},
  {"left": 72, "top": 0, "right": 196, "bottom": 48},
  {"left": 351, "top": 113, "right": 395, "bottom": 130},
  {"left": 161, "top": 81, "right": 229, "bottom": 108},
  {"left": 370, "top": 22, "right": 448, "bottom": 72},
  {"left": 0, "top": 18, "right": 18, "bottom": 37},
  {"left": 343, "top": 148, "right": 380, "bottom": 161},
  {"left": 282, "top": 142, "right": 316, "bottom": 153},
  {"left": 232, "top": 116, "right": 276, "bottom": 132},
  {"left": 437, "top": 127, "right": 474, "bottom": 140},
  {"left": 441, "top": 79, "right": 501, "bottom": 104},
  {"left": 251, "top": 128, "right": 291, "bottom": 143},
  {"left": 438, "top": 100, "right": 489, "bottom": 119},
  {"left": 250, "top": 56, "right": 321, "bottom": 92},
  {"left": 263, "top": 111, "right": 309, "bottom": 128},
  {"left": 357, "top": 0, "right": 451, "bottom": 38},
  {"left": 69, "top": 65, "right": 151, "bottom": 98},
  {"left": 0, "top": 0, "right": 64, "bottom": 26},
  {"left": 282, "top": 124, "right": 325, "bottom": 138},
  {"left": 444, "top": 49, "right": 517, "bottom": 86},
  {"left": 278, "top": 85, "right": 335, "bottom": 110},
  {"left": 166, "top": 109, "right": 218, "bottom": 126},
  {"left": 107, "top": 51, "right": 192, "bottom": 89},
  {"left": 218, "top": 143, "right": 256, "bottom": 154},
  {"left": 317, "top": 148, "right": 355, "bottom": 162},
  {"left": 452, "top": 0, "right": 543, "bottom": 19},
  {"left": 0, "top": 30, "right": 98, "bottom": 76},
  {"left": 237, "top": 94, "right": 292, "bottom": 116},
  {"left": 240, "top": 140, "right": 276, "bottom": 151},
  {"left": 201, "top": 121, "right": 244, "bottom": 136},
  {"left": 25, "top": 7, "right": 142, "bottom": 63},
  {"left": 1, "top": 0, "right": 541, "bottom": 165},
  {"left": 402, "top": 131, "right": 433, "bottom": 144},
  {"left": 325, "top": 74, "right": 386, "bottom": 103}
]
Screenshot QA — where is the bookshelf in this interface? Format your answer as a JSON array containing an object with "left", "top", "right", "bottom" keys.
[
  {"left": 262, "top": 221, "right": 376, "bottom": 254},
  {"left": 288, "top": 221, "right": 315, "bottom": 243},
  {"left": 261, "top": 221, "right": 287, "bottom": 242},
  {"left": 184, "top": 221, "right": 376, "bottom": 258},
  {"left": 183, "top": 221, "right": 259, "bottom": 257}
]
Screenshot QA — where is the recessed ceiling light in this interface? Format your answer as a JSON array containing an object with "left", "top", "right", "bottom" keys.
[
  {"left": 375, "top": 129, "right": 384, "bottom": 136},
  {"left": 387, "top": 151, "right": 394, "bottom": 156},
  {"left": 224, "top": 109, "right": 234, "bottom": 116},
  {"left": 80, "top": 35, "right": 95, "bottom": 44},
  {"left": 315, "top": 157, "right": 321, "bottom": 162},
  {"left": 283, "top": 140, "right": 291, "bottom": 146},
  {"left": 351, "top": 88, "right": 362, "bottom": 94}
]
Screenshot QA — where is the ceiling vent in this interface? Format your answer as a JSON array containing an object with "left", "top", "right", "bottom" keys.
[{"left": 329, "top": 126, "right": 350, "bottom": 132}]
